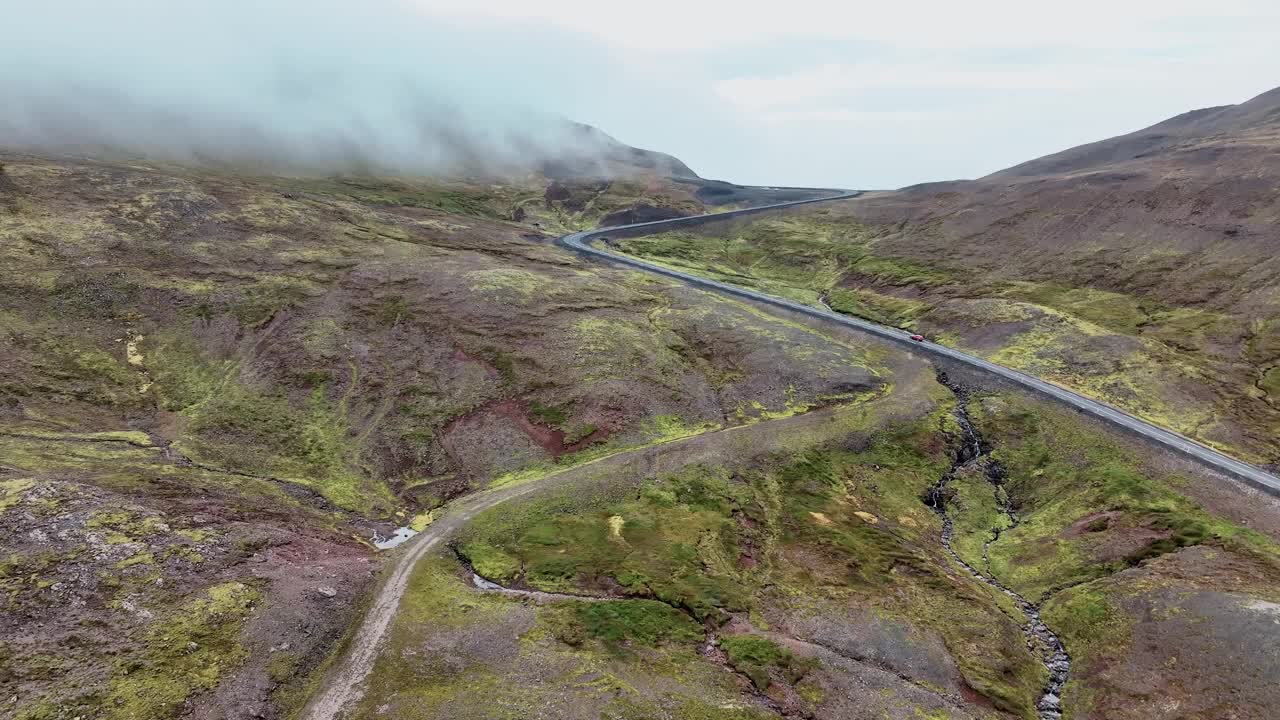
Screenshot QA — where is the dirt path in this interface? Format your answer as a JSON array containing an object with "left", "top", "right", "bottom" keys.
[
  {"left": 297, "top": 378, "right": 934, "bottom": 720},
  {"left": 298, "top": 469, "right": 571, "bottom": 720}
]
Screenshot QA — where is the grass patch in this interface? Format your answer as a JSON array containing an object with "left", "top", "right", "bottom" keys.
[
  {"left": 1040, "top": 582, "right": 1132, "bottom": 718},
  {"left": 529, "top": 399, "right": 568, "bottom": 427},
  {"left": 827, "top": 287, "right": 929, "bottom": 328},
  {"left": 459, "top": 541, "right": 520, "bottom": 581},
  {"left": 551, "top": 600, "right": 702, "bottom": 650},
  {"left": 1000, "top": 282, "right": 1153, "bottom": 334},
  {"left": 968, "top": 393, "right": 1280, "bottom": 601},
  {"left": 719, "top": 634, "right": 814, "bottom": 690},
  {"left": 0, "top": 479, "right": 35, "bottom": 514},
  {"left": 464, "top": 464, "right": 763, "bottom": 622},
  {"left": 1260, "top": 365, "right": 1280, "bottom": 401},
  {"left": 181, "top": 382, "right": 393, "bottom": 514},
  {"left": 104, "top": 582, "right": 257, "bottom": 720},
  {"left": 946, "top": 468, "right": 1013, "bottom": 572}
]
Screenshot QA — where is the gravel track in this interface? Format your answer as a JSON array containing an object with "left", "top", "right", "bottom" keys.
[
  {"left": 297, "top": 398, "right": 891, "bottom": 720},
  {"left": 302, "top": 188, "right": 1280, "bottom": 720}
]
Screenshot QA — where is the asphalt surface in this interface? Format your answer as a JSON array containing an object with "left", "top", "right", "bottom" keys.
[
  {"left": 558, "top": 190, "right": 1280, "bottom": 498},
  {"left": 299, "top": 187, "right": 1278, "bottom": 720}
]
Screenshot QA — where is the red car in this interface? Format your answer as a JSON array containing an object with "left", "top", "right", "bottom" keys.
[{"left": 909, "top": 334, "right": 926, "bottom": 342}]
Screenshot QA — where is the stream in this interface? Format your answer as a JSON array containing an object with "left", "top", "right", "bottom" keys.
[
  {"left": 373, "top": 526, "right": 418, "bottom": 550},
  {"left": 926, "top": 375, "right": 1070, "bottom": 720}
]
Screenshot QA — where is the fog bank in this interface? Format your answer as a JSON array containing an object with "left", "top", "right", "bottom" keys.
[{"left": 0, "top": 0, "right": 624, "bottom": 176}]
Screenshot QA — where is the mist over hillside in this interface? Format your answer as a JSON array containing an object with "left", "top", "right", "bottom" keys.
[{"left": 0, "top": 0, "right": 664, "bottom": 178}]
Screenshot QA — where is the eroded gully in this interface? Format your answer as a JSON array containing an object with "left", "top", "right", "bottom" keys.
[{"left": 925, "top": 373, "right": 1070, "bottom": 720}]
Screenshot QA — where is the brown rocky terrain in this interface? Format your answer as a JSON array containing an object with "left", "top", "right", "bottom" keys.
[
  {"left": 0, "top": 142, "right": 870, "bottom": 720},
  {"left": 6, "top": 87, "right": 1280, "bottom": 720}
]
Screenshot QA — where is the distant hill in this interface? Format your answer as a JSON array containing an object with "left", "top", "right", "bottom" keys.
[
  {"left": 850, "top": 85, "right": 1280, "bottom": 290},
  {"left": 540, "top": 122, "right": 700, "bottom": 180},
  {"left": 990, "top": 86, "right": 1280, "bottom": 179},
  {"left": 820, "top": 85, "right": 1280, "bottom": 464}
]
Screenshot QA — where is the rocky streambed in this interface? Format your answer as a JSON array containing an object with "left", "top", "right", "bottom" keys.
[{"left": 927, "top": 375, "right": 1070, "bottom": 720}]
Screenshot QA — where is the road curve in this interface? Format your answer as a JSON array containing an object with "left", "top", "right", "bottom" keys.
[
  {"left": 558, "top": 190, "right": 1280, "bottom": 498},
  {"left": 299, "top": 187, "right": 1279, "bottom": 720},
  {"left": 297, "top": 475, "right": 560, "bottom": 720},
  {"left": 298, "top": 396, "right": 897, "bottom": 720}
]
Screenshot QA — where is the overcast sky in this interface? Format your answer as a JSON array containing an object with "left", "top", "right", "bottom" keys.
[
  {"left": 433, "top": 0, "right": 1280, "bottom": 187},
  {"left": 5, "top": 1, "right": 1279, "bottom": 188}
]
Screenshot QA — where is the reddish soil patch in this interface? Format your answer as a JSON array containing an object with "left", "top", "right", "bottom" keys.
[
  {"left": 452, "top": 346, "right": 500, "bottom": 379},
  {"left": 1065, "top": 511, "right": 1176, "bottom": 565},
  {"left": 959, "top": 681, "right": 999, "bottom": 710},
  {"left": 490, "top": 399, "right": 610, "bottom": 457},
  {"left": 442, "top": 397, "right": 611, "bottom": 460},
  {"left": 1064, "top": 511, "right": 1119, "bottom": 537}
]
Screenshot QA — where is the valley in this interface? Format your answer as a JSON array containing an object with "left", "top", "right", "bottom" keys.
[
  {"left": 3, "top": 86, "right": 1280, "bottom": 720},
  {"left": 613, "top": 88, "right": 1280, "bottom": 471}
]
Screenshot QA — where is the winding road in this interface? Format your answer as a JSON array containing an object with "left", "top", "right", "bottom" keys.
[
  {"left": 300, "top": 187, "right": 1280, "bottom": 720},
  {"left": 298, "top": 388, "right": 915, "bottom": 720},
  {"left": 559, "top": 190, "right": 1280, "bottom": 498}
]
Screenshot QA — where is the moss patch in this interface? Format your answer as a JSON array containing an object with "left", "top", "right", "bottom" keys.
[
  {"left": 104, "top": 582, "right": 258, "bottom": 720},
  {"left": 719, "top": 634, "right": 814, "bottom": 690},
  {"left": 463, "top": 464, "right": 763, "bottom": 621},
  {"left": 550, "top": 600, "right": 703, "bottom": 651},
  {"left": 966, "top": 394, "right": 1280, "bottom": 603}
]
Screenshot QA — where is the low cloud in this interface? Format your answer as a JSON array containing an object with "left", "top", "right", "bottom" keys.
[
  {"left": 0, "top": 0, "right": 624, "bottom": 176},
  {"left": 4, "top": 1, "right": 1278, "bottom": 188}
]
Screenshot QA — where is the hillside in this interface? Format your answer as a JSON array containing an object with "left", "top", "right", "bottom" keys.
[
  {"left": 0, "top": 144, "right": 862, "bottom": 720},
  {"left": 618, "top": 86, "right": 1280, "bottom": 468},
  {"left": 990, "top": 85, "right": 1280, "bottom": 179},
  {"left": 4, "top": 98, "right": 1280, "bottom": 720},
  {"left": 544, "top": 123, "right": 700, "bottom": 180}
]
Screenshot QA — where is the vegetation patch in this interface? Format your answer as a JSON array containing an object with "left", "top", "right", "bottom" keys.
[
  {"left": 529, "top": 399, "right": 568, "bottom": 427},
  {"left": 999, "top": 282, "right": 1153, "bottom": 335},
  {"left": 1260, "top": 365, "right": 1280, "bottom": 403},
  {"left": 466, "top": 268, "right": 548, "bottom": 304},
  {"left": 180, "top": 381, "right": 394, "bottom": 513},
  {"left": 550, "top": 600, "right": 702, "bottom": 651},
  {"left": 827, "top": 287, "right": 929, "bottom": 328},
  {"left": 462, "top": 464, "right": 763, "bottom": 621},
  {"left": 459, "top": 541, "right": 521, "bottom": 580},
  {"left": 968, "top": 393, "right": 1280, "bottom": 601},
  {"left": 719, "top": 634, "right": 814, "bottom": 690},
  {"left": 104, "top": 582, "right": 258, "bottom": 720}
]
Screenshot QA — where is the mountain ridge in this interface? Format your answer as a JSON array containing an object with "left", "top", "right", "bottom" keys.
[{"left": 987, "top": 85, "right": 1280, "bottom": 179}]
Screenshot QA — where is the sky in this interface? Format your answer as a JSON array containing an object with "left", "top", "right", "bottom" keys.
[{"left": 4, "top": 0, "right": 1279, "bottom": 188}]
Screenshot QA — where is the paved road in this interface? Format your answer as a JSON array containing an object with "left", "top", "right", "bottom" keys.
[
  {"left": 299, "top": 187, "right": 1278, "bottom": 720},
  {"left": 558, "top": 190, "right": 1280, "bottom": 498}
]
